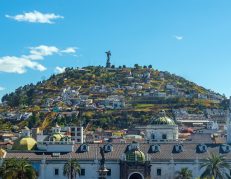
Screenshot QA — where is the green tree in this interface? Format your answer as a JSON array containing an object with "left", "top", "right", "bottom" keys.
[
  {"left": 26, "top": 88, "right": 36, "bottom": 106},
  {"left": 148, "top": 65, "right": 152, "bottom": 68},
  {"left": 200, "top": 152, "right": 230, "bottom": 179},
  {"left": 6, "top": 157, "right": 37, "bottom": 179},
  {"left": 143, "top": 65, "right": 147, "bottom": 68},
  {"left": 119, "top": 66, "right": 122, "bottom": 69},
  {"left": 174, "top": 167, "right": 193, "bottom": 179},
  {"left": 134, "top": 64, "right": 139, "bottom": 69},
  {"left": 63, "top": 159, "right": 81, "bottom": 179},
  {"left": 111, "top": 65, "right": 115, "bottom": 68},
  {"left": 123, "top": 65, "right": 126, "bottom": 68}
]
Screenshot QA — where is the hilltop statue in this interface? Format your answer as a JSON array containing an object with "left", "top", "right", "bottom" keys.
[{"left": 105, "top": 51, "right": 111, "bottom": 68}]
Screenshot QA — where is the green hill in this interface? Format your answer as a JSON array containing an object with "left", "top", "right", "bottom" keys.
[{"left": 0, "top": 65, "right": 228, "bottom": 132}]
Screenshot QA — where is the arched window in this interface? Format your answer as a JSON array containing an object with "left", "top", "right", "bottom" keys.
[
  {"left": 226, "top": 146, "right": 229, "bottom": 150},
  {"left": 162, "top": 134, "right": 167, "bottom": 139},
  {"left": 151, "top": 134, "right": 155, "bottom": 139},
  {"left": 173, "top": 133, "right": 176, "bottom": 139},
  {"left": 155, "top": 145, "right": 158, "bottom": 151},
  {"left": 203, "top": 146, "right": 206, "bottom": 151},
  {"left": 179, "top": 146, "right": 182, "bottom": 150},
  {"left": 83, "top": 145, "right": 86, "bottom": 150},
  {"left": 107, "top": 146, "right": 111, "bottom": 150}
]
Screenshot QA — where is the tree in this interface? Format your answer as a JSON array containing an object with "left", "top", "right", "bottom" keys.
[
  {"left": 134, "top": 64, "right": 139, "bottom": 69},
  {"left": 63, "top": 159, "right": 81, "bottom": 179},
  {"left": 111, "top": 65, "right": 115, "bottom": 68},
  {"left": 57, "top": 78, "right": 64, "bottom": 87},
  {"left": 143, "top": 65, "right": 147, "bottom": 68},
  {"left": 123, "top": 65, "right": 126, "bottom": 68},
  {"left": 5, "top": 157, "right": 37, "bottom": 179},
  {"left": 26, "top": 88, "right": 36, "bottom": 106},
  {"left": 148, "top": 65, "right": 152, "bottom": 68},
  {"left": 119, "top": 66, "right": 122, "bottom": 69},
  {"left": 174, "top": 167, "right": 193, "bottom": 179},
  {"left": 200, "top": 152, "right": 230, "bottom": 179}
]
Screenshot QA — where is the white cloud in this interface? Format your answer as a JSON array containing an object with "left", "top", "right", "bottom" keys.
[
  {"left": 0, "top": 56, "right": 47, "bottom": 74},
  {"left": 54, "top": 66, "right": 66, "bottom": 73},
  {"left": 73, "top": 55, "right": 79, "bottom": 57},
  {"left": 173, "top": 35, "right": 183, "bottom": 40},
  {"left": 60, "top": 47, "right": 79, "bottom": 53},
  {"left": 0, "top": 87, "right": 6, "bottom": 91},
  {"left": 80, "top": 54, "right": 84, "bottom": 57},
  {"left": 6, "top": 10, "right": 64, "bottom": 24},
  {"left": 0, "top": 45, "right": 81, "bottom": 74}
]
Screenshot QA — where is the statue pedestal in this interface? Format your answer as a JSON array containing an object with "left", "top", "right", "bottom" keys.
[
  {"left": 106, "top": 62, "right": 111, "bottom": 68},
  {"left": 97, "top": 164, "right": 109, "bottom": 179}
]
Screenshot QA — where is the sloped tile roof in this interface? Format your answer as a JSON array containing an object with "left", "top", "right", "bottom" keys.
[{"left": 5, "top": 143, "right": 231, "bottom": 161}]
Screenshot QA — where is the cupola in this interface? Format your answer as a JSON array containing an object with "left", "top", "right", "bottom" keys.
[{"left": 52, "top": 122, "right": 61, "bottom": 133}]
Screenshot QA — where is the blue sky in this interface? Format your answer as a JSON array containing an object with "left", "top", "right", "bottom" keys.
[{"left": 0, "top": 0, "right": 231, "bottom": 100}]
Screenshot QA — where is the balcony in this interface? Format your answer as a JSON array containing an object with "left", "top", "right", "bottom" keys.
[{"left": 37, "top": 141, "right": 75, "bottom": 145}]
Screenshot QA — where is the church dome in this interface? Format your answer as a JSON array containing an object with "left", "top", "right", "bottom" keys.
[
  {"left": 150, "top": 110, "right": 175, "bottom": 125},
  {"left": 126, "top": 149, "right": 146, "bottom": 162},
  {"left": 12, "top": 136, "right": 37, "bottom": 151},
  {"left": 43, "top": 133, "right": 70, "bottom": 142}
]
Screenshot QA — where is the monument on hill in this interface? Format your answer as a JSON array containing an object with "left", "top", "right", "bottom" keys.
[{"left": 105, "top": 51, "right": 111, "bottom": 68}]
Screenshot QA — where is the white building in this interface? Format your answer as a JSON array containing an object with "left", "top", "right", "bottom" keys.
[{"left": 145, "top": 110, "right": 179, "bottom": 143}]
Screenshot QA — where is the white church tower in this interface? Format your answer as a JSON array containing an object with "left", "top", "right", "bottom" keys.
[{"left": 226, "top": 97, "right": 231, "bottom": 143}]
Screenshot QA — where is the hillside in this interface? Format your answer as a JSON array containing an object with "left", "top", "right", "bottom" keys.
[{"left": 0, "top": 65, "right": 228, "bottom": 132}]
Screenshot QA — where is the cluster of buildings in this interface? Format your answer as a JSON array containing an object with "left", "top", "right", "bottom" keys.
[
  {"left": 203, "top": 108, "right": 226, "bottom": 116},
  {"left": 0, "top": 106, "right": 231, "bottom": 179}
]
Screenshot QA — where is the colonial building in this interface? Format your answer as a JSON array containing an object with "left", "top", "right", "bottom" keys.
[{"left": 3, "top": 110, "right": 231, "bottom": 179}]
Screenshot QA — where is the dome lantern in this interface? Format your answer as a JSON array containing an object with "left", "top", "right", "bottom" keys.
[{"left": 52, "top": 122, "right": 61, "bottom": 133}]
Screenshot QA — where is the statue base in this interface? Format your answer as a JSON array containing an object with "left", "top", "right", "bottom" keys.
[
  {"left": 97, "top": 164, "right": 109, "bottom": 179},
  {"left": 106, "top": 62, "right": 111, "bottom": 68}
]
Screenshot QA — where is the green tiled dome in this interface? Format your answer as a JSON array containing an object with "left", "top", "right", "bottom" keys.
[
  {"left": 12, "top": 137, "right": 37, "bottom": 151},
  {"left": 150, "top": 110, "right": 175, "bottom": 125},
  {"left": 126, "top": 149, "right": 146, "bottom": 162}
]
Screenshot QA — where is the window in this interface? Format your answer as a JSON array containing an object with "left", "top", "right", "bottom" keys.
[
  {"left": 71, "top": 133, "right": 75, "bottom": 136},
  {"left": 55, "top": 169, "right": 59, "bottom": 175},
  {"left": 107, "top": 169, "right": 111, "bottom": 176},
  {"left": 71, "top": 128, "right": 75, "bottom": 131},
  {"left": 107, "top": 146, "right": 111, "bottom": 150},
  {"left": 77, "top": 139, "right": 80, "bottom": 142},
  {"left": 77, "top": 133, "right": 81, "bottom": 136},
  {"left": 155, "top": 145, "right": 158, "bottom": 151},
  {"left": 203, "top": 146, "right": 206, "bottom": 151},
  {"left": 157, "top": 169, "right": 161, "bottom": 176},
  {"left": 173, "top": 133, "right": 176, "bottom": 139},
  {"left": 179, "top": 146, "right": 182, "bottom": 150},
  {"left": 83, "top": 145, "right": 86, "bottom": 150},
  {"left": 226, "top": 146, "right": 229, "bottom": 150},
  {"left": 162, "top": 134, "right": 166, "bottom": 139},
  {"left": 151, "top": 134, "right": 155, "bottom": 139},
  {"left": 77, "top": 128, "right": 81, "bottom": 131},
  {"left": 81, "top": 169, "right": 85, "bottom": 176}
]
